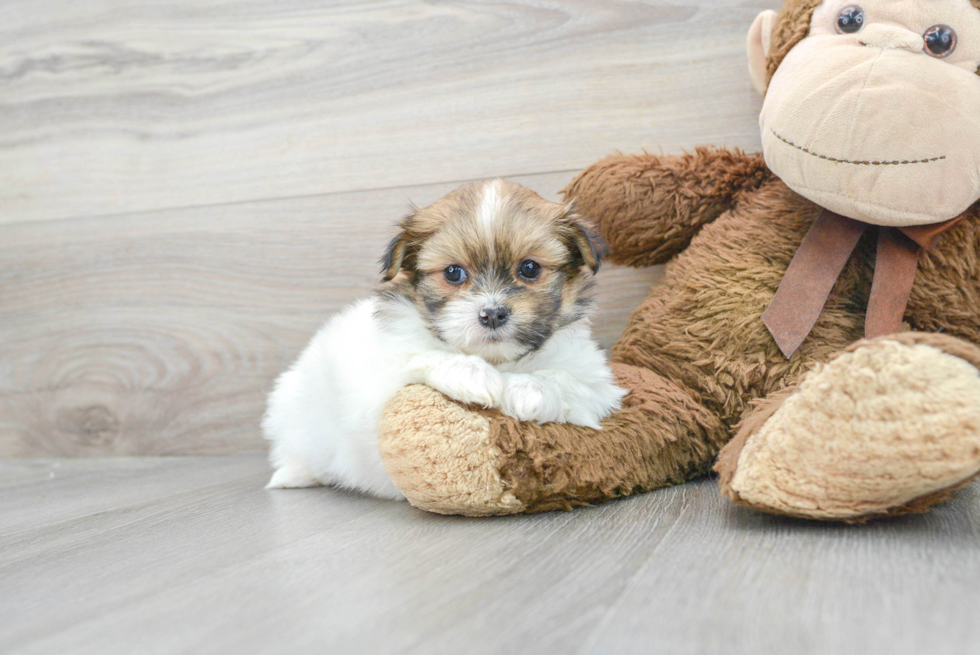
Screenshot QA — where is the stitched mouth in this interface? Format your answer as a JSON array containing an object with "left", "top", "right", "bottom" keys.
[{"left": 772, "top": 129, "right": 945, "bottom": 166}]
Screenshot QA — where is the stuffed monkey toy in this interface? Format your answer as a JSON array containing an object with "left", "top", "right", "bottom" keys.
[{"left": 377, "top": 0, "right": 980, "bottom": 521}]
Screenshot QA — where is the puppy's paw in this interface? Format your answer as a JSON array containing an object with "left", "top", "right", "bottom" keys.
[
  {"left": 564, "top": 408, "right": 606, "bottom": 431},
  {"left": 524, "top": 371, "right": 626, "bottom": 430},
  {"left": 266, "top": 458, "right": 322, "bottom": 489},
  {"left": 567, "top": 380, "right": 628, "bottom": 429},
  {"left": 500, "top": 374, "right": 561, "bottom": 424},
  {"left": 423, "top": 354, "right": 504, "bottom": 408},
  {"left": 564, "top": 395, "right": 625, "bottom": 430}
]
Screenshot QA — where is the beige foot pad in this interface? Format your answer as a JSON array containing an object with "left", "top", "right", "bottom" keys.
[
  {"left": 378, "top": 384, "right": 523, "bottom": 516},
  {"left": 717, "top": 335, "right": 980, "bottom": 521}
]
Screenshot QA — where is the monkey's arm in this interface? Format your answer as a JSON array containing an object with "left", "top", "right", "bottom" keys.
[{"left": 562, "top": 147, "right": 771, "bottom": 267}]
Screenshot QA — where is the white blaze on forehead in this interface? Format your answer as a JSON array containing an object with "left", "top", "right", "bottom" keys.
[{"left": 477, "top": 179, "right": 503, "bottom": 239}]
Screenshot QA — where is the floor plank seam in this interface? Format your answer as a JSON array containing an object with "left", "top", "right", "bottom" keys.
[{"left": 1, "top": 168, "right": 584, "bottom": 229}]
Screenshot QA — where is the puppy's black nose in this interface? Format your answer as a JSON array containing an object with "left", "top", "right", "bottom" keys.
[{"left": 479, "top": 306, "right": 510, "bottom": 329}]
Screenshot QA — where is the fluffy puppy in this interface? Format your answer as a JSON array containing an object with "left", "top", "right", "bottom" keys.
[{"left": 263, "top": 179, "right": 627, "bottom": 498}]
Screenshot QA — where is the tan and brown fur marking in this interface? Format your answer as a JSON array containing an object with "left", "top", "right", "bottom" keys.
[{"left": 379, "top": 179, "right": 605, "bottom": 362}]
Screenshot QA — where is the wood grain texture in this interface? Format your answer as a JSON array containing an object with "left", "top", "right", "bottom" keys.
[
  {"left": 0, "top": 0, "right": 778, "bottom": 224},
  {"left": 0, "top": 173, "right": 660, "bottom": 456},
  {"left": 2, "top": 456, "right": 979, "bottom": 655}
]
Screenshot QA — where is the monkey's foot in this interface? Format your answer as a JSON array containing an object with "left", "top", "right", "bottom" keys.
[{"left": 716, "top": 334, "right": 980, "bottom": 522}]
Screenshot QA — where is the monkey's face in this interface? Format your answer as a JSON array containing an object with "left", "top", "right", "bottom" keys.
[{"left": 752, "top": 0, "right": 980, "bottom": 226}]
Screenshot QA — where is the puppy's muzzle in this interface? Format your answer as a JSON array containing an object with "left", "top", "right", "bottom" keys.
[{"left": 479, "top": 306, "right": 510, "bottom": 330}]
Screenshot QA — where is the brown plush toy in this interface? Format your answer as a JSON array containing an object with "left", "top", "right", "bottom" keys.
[{"left": 377, "top": 0, "right": 980, "bottom": 521}]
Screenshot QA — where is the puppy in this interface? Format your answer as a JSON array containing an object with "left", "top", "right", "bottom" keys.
[{"left": 262, "top": 179, "right": 627, "bottom": 499}]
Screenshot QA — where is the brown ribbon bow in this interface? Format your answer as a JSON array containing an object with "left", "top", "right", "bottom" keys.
[{"left": 763, "top": 209, "right": 963, "bottom": 359}]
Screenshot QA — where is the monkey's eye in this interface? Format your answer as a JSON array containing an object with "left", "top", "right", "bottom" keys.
[
  {"left": 518, "top": 260, "right": 542, "bottom": 281},
  {"left": 443, "top": 265, "right": 468, "bottom": 284},
  {"left": 924, "top": 25, "right": 956, "bottom": 58},
  {"left": 836, "top": 5, "right": 865, "bottom": 33}
]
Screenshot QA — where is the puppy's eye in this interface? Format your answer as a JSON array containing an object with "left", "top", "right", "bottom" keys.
[
  {"left": 836, "top": 5, "right": 865, "bottom": 33},
  {"left": 518, "top": 260, "right": 541, "bottom": 281},
  {"left": 443, "top": 265, "right": 468, "bottom": 284},
  {"left": 923, "top": 25, "right": 956, "bottom": 58}
]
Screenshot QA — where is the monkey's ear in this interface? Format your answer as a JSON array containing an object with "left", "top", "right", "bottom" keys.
[
  {"left": 560, "top": 203, "right": 608, "bottom": 274},
  {"left": 748, "top": 9, "right": 777, "bottom": 95},
  {"left": 380, "top": 208, "right": 420, "bottom": 282}
]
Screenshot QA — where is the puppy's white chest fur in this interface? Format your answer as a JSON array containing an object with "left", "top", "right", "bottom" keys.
[{"left": 262, "top": 295, "right": 625, "bottom": 499}]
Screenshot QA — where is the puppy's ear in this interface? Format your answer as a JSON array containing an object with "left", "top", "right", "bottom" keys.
[
  {"left": 380, "top": 208, "right": 421, "bottom": 282},
  {"left": 559, "top": 203, "right": 607, "bottom": 274},
  {"left": 380, "top": 233, "right": 410, "bottom": 282}
]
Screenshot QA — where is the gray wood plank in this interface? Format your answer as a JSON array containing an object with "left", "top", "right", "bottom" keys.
[
  {"left": 0, "top": 0, "right": 778, "bottom": 224},
  {"left": 0, "top": 456, "right": 267, "bottom": 536},
  {"left": 577, "top": 488, "right": 980, "bottom": 655},
  {"left": 1, "top": 456, "right": 979, "bottom": 655},
  {"left": 0, "top": 172, "right": 660, "bottom": 457}
]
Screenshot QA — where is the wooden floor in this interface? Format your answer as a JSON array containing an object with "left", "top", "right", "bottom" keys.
[{"left": 3, "top": 456, "right": 980, "bottom": 655}]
